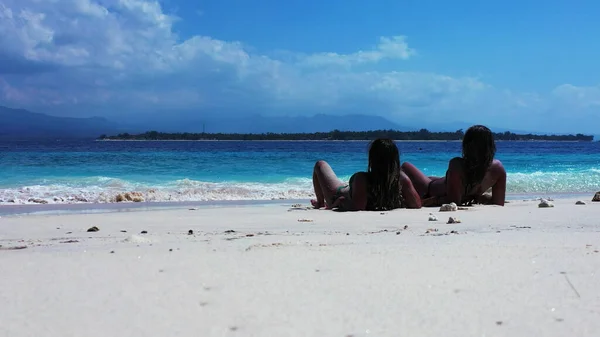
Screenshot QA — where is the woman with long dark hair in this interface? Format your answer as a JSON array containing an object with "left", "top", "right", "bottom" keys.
[
  {"left": 402, "top": 125, "right": 506, "bottom": 206},
  {"left": 311, "top": 138, "right": 421, "bottom": 211}
]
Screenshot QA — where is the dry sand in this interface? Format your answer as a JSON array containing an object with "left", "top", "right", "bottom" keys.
[{"left": 1, "top": 198, "right": 599, "bottom": 337}]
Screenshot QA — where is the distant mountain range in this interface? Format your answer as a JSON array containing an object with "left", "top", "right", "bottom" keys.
[
  {"left": 0, "top": 106, "right": 412, "bottom": 139},
  {"left": 0, "top": 105, "right": 596, "bottom": 140},
  {"left": 0, "top": 106, "right": 119, "bottom": 140}
]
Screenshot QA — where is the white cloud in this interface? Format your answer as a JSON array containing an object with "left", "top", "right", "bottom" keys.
[
  {"left": 552, "top": 84, "right": 600, "bottom": 109},
  {"left": 74, "top": 0, "right": 109, "bottom": 18},
  {"left": 0, "top": 0, "right": 596, "bottom": 133},
  {"left": 298, "top": 36, "right": 415, "bottom": 67}
]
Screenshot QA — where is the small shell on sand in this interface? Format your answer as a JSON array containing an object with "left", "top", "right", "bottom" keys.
[
  {"left": 123, "top": 235, "right": 154, "bottom": 244},
  {"left": 538, "top": 199, "right": 554, "bottom": 208},
  {"left": 576, "top": 200, "right": 586, "bottom": 205},
  {"left": 428, "top": 213, "right": 438, "bottom": 221},
  {"left": 298, "top": 219, "right": 313, "bottom": 222},
  {"left": 592, "top": 192, "right": 600, "bottom": 202},
  {"left": 87, "top": 226, "right": 99, "bottom": 232},
  {"left": 447, "top": 217, "right": 461, "bottom": 224},
  {"left": 439, "top": 203, "right": 458, "bottom": 212}
]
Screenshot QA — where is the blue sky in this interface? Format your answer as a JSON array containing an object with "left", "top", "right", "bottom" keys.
[{"left": 0, "top": 0, "right": 599, "bottom": 133}]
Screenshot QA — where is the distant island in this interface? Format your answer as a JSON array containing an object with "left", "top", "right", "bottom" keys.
[{"left": 98, "top": 129, "right": 595, "bottom": 141}]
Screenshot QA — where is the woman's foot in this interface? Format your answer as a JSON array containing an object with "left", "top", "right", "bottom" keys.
[{"left": 310, "top": 199, "right": 324, "bottom": 209}]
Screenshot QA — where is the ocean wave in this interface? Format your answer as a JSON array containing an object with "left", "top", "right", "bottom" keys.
[
  {"left": 0, "top": 170, "right": 598, "bottom": 205},
  {"left": 0, "top": 177, "right": 315, "bottom": 205},
  {"left": 507, "top": 170, "right": 600, "bottom": 193}
]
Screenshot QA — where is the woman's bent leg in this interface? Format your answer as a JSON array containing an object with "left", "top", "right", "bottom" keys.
[
  {"left": 401, "top": 162, "right": 433, "bottom": 197},
  {"left": 311, "top": 160, "right": 344, "bottom": 209}
]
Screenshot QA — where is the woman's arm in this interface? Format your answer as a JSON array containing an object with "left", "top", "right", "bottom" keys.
[
  {"left": 490, "top": 160, "right": 506, "bottom": 206},
  {"left": 420, "top": 159, "right": 465, "bottom": 207},
  {"left": 443, "top": 158, "right": 466, "bottom": 205},
  {"left": 421, "top": 196, "right": 440, "bottom": 207},
  {"left": 400, "top": 171, "right": 421, "bottom": 209},
  {"left": 331, "top": 172, "right": 368, "bottom": 211},
  {"left": 472, "top": 161, "right": 507, "bottom": 206}
]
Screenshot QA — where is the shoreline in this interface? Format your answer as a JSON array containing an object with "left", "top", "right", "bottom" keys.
[
  {"left": 0, "top": 198, "right": 307, "bottom": 217},
  {"left": 1, "top": 192, "right": 596, "bottom": 216},
  {"left": 97, "top": 139, "right": 594, "bottom": 143}
]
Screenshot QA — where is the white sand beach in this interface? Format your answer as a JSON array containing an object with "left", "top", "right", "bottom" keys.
[{"left": 1, "top": 198, "right": 599, "bottom": 337}]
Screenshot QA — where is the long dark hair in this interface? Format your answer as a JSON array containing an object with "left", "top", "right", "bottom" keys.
[
  {"left": 462, "top": 125, "right": 496, "bottom": 187},
  {"left": 366, "top": 138, "right": 403, "bottom": 210}
]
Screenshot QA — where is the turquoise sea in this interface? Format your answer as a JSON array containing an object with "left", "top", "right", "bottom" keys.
[{"left": 0, "top": 140, "right": 599, "bottom": 206}]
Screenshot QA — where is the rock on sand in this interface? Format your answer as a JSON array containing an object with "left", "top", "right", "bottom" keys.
[
  {"left": 439, "top": 203, "right": 458, "bottom": 212},
  {"left": 538, "top": 199, "right": 554, "bottom": 208}
]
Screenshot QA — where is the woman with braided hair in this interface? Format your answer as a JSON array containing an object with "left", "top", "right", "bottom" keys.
[
  {"left": 402, "top": 125, "right": 507, "bottom": 206},
  {"left": 311, "top": 138, "right": 421, "bottom": 211}
]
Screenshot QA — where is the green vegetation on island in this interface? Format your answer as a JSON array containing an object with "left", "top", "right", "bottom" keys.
[{"left": 98, "top": 129, "right": 595, "bottom": 141}]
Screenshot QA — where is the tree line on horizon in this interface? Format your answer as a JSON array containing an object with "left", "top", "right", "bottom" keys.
[{"left": 98, "top": 129, "right": 595, "bottom": 141}]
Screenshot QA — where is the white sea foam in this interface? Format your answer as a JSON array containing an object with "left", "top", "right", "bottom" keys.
[
  {"left": 0, "top": 170, "right": 598, "bottom": 205},
  {"left": 507, "top": 170, "right": 600, "bottom": 194},
  {"left": 0, "top": 177, "right": 315, "bottom": 205}
]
